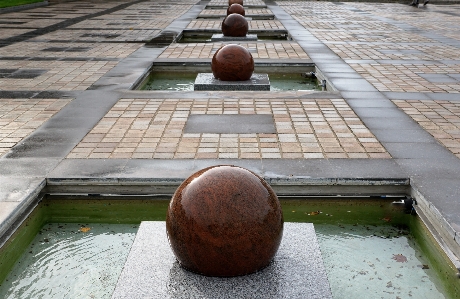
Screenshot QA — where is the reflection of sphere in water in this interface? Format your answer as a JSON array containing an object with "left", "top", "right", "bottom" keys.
[
  {"left": 211, "top": 44, "right": 254, "bottom": 81},
  {"left": 222, "top": 13, "right": 248, "bottom": 37},
  {"left": 166, "top": 165, "right": 284, "bottom": 277},
  {"left": 227, "top": 3, "right": 245, "bottom": 16}
]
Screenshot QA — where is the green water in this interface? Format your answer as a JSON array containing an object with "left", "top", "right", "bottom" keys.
[
  {"left": 318, "top": 224, "right": 445, "bottom": 298},
  {"left": 0, "top": 197, "right": 457, "bottom": 298},
  {"left": 141, "top": 72, "right": 321, "bottom": 91},
  {"left": 0, "top": 223, "right": 137, "bottom": 299}
]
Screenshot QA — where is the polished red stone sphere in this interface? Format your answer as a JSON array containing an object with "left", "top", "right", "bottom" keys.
[
  {"left": 229, "top": 0, "right": 243, "bottom": 5},
  {"left": 227, "top": 3, "right": 245, "bottom": 16},
  {"left": 211, "top": 44, "right": 254, "bottom": 81},
  {"left": 221, "top": 13, "right": 248, "bottom": 37},
  {"left": 166, "top": 165, "right": 284, "bottom": 277}
]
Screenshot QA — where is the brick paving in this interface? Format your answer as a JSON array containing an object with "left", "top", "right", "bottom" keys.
[
  {"left": 159, "top": 42, "right": 309, "bottom": 60},
  {"left": 280, "top": 1, "right": 460, "bottom": 93},
  {"left": 67, "top": 98, "right": 389, "bottom": 159},
  {"left": 394, "top": 100, "right": 460, "bottom": 158},
  {"left": 187, "top": 20, "right": 285, "bottom": 30},
  {"left": 199, "top": 8, "right": 273, "bottom": 16},
  {"left": 1, "top": 0, "right": 460, "bottom": 160},
  {"left": 0, "top": 60, "right": 119, "bottom": 91},
  {"left": 0, "top": 99, "right": 71, "bottom": 157},
  {"left": 0, "top": 42, "right": 141, "bottom": 59},
  {"left": 208, "top": 0, "right": 266, "bottom": 6}
]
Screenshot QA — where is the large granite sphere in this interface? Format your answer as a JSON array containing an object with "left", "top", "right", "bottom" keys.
[
  {"left": 211, "top": 44, "right": 254, "bottom": 81},
  {"left": 221, "top": 13, "right": 248, "bottom": 37},
  {"left": 166, "top": 165, "right": 284, "bottom": 277},
  {"left": 229, "top": 0, "right": 243, "bottom": 5},
  {"left": 227, "top": 3, "right": 245, "bottom": 16}
]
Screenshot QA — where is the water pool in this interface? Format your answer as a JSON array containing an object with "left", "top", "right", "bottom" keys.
[
  {"left": 0, "top": 197, "right": 457, "bottom": 298},
  {"left": 0, "top": 223, "right": 137, "bottom": 299},
  {"left": 140, "top": 72, "right": 321, "bottom": 92}
]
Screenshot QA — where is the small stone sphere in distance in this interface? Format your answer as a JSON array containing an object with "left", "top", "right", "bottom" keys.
[
  {"left": 229, "top": 0, "right": 243, "bottom": 5},
  {"left": 227, "top": 3, "right": 245, "bottom": 16},
  {"left": 221, "top": 13, "right": 248, "bottom": 37},
  {"left": 211, "top": 44, "right": 254, "bottom": 81},
  {"left": 166, "top": 165, "right": 284, "bottom": 277}
]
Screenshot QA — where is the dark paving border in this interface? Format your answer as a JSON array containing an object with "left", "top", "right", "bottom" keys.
[{"left": 0, "top": 0, "right": 145, "bottom": 47}]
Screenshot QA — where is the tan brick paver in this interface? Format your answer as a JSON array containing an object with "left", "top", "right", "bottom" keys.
[
  {"left": 68, "top": 98, "right": 389, "bottom": 159},
  {"left": 159, "top": 42, "right": 309, "bottom": 60},
  {"left": 0, "top": 99, "right": 72, "bottom": 157},
  {"left": 0, "top": 60, "right": 118, "bottom": 91},
  {"left": 394, "top": 100, "right": 460, "bottom": 158},
  {"left": 208, "top": 0, "right": 266, "bottom": 5},
  {"left": 187, "top": 20, "right": 284, "bottom": 30}
]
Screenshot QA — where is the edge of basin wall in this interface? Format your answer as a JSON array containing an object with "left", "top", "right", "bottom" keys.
[
  {"left": 0, "top": 193, "right": 44, "bottom": 250},
  {"left": 315, "top": 66, "right": 338, "bottom": 92},
  {"left": 411, "top": 186, "right": 460, "bottom": 274},
  {"left": 131, "top": 61, "right": 318, "bottom": 91},
  {"left": 2, "top": 178, "right": 459, "bottom": 277}
]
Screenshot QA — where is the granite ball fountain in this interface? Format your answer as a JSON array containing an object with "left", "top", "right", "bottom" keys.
[{"left": 166, "top": 165, "right": 283, "bottom": 277}]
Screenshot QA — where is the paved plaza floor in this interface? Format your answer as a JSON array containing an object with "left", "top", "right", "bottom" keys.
[{"left": 1, "top": 0, "right": 460, "bottom": 272}]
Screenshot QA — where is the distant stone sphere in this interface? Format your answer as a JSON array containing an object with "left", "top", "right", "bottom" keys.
[
  {"left": 222, "top": 13, "right": 248, "bottom": 37},
  {"left": 229, "top": 0, "right": 243, "bottom": 5},
  {"left": 166, "top": 165, "right": 284, "bottom": 277},
  {"left": 211, "top": 44, "right": 254, "bottom": 81},
  {"left": 227, "top": 3, "right": 245, "bottom": 16}
]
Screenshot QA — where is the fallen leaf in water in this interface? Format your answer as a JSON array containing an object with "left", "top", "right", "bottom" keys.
[
  {"left": 392, "top": 254, "right": 407, "bottom": 263},
  {"left": 382, "top": 217, "right": 391, "bottom": 222},
  {"left": 80, "top": 227, "right": 91, "bottom": 233}
]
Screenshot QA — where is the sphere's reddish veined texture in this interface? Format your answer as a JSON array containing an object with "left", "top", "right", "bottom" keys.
[
  {"left": 221, "top": 13, "right": 248, "bottom": 37},
  {"left": 227, "top": 3, "right": 245, "bottom": 16},
  {"left": 166, "top": 165, "right": 284, "bottom": 277},
  {"left": 211, "top": 44, "right": 254, "bottom": 81},
  {"left": 229, "top": 0, "right": 243, "bottom": 5}
]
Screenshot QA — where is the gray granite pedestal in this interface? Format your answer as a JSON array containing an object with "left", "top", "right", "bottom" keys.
[
  {"left": 111, "top": 221, "right": 332, "bottom": 299},
  {"left": 194, "top": 73, "right": 270, "bottom": 91},
  {"left": 211, "top": 34, "right": 258, "bottom": 41}
]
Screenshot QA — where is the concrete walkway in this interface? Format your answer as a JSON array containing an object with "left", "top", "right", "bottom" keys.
[{"left": 1, "top": 0, "right": 460, "bottom": 270}]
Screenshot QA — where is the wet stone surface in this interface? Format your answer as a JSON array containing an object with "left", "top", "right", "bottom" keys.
[{"left": 112, "top": 221, "right": 332, "bottom": 299}]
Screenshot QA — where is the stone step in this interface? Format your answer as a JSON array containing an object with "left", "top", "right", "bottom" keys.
[{"left": 111, "top": 221, "right": 332, "bottom": 299}]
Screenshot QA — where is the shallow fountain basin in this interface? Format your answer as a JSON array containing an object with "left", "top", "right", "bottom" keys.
[
  {"left": 177, "top": 29, "right": 291, "bottom": 42},
  {"left": 134, "top": 63, "right": 328, "bottom": 92},
  {"left": 0, "top": 195, "right": 458, "bottom": 298}
]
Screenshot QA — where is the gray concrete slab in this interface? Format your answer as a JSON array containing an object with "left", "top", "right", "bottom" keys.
[
  {"left": 184, "top": 114, "right": 275, "bottom": 134},
  {"left": 385, "top": 142, "right": 454, "bottom": 159},
  {"left": 111, "top": 221, "right": 332, "bottom": 299}
]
